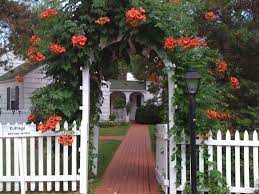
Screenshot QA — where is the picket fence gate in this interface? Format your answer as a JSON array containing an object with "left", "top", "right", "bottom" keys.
[
  {"left": 0, "top": 121, "right": 87, "bottom": 194},
  {"left": 155, "top": 124, "right": 259, "bottom": 194}
]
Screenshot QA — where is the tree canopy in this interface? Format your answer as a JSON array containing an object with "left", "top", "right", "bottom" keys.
[
  {"left": 199, "top": 0, "right": 259, "bottom": 128},
  {"left": 24, "top": 0, "right": 242, "bottom": 141},
  {"left": 0, "top": 0, "right": 39, "bottom": 68}
]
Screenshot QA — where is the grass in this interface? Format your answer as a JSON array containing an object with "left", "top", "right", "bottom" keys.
[
  {"left": 149, "top": 125, "right": 156, "bottom": 157},
  {"left": 99, "top": 124, "right": 129, "bottom": 136}
]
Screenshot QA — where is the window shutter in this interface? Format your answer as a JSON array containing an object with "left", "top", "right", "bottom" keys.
[
  {"left": 7, "top": 87, "right": 10, "bottom": 110},
  {"left": 15, "top": 86, "right": 19, "bottom": 110}
]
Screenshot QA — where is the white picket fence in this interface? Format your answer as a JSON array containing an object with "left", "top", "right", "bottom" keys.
[
  {"left": 0, "top": 67, "right": 92, "bottom": 194},
  {"left": 0, "top": 121, "right": 83, "bottom": 193},
  {"left": 155, "top": 124, "right": 259, "bottom": 194}
]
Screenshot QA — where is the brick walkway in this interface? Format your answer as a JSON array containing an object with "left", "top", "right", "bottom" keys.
[{"left": 94, "top": 124, "right": 159, "bottom": 194}]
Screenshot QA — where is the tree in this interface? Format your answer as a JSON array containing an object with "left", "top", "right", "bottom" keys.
[
  {"left": 199, "top": 0, "right": 259, "bottom": 128},
  {"left": 0, "top": 0, "right": 38, "bottom": 68}
]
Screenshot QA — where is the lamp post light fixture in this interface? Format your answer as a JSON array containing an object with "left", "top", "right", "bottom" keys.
[{"left": 184, "top": 69, "right": 201, "bottom": 194}]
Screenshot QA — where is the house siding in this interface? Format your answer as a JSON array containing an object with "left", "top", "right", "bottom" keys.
[
  {"left": 0, "top": 66, "right": 50, "bottom": 124},
  {"left": 22, "top": 67, "right": 51, "bottom": 109}
]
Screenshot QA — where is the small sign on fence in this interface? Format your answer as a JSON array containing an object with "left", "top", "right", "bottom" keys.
[{"left": 0, "top": 124, "right": 36, "bottom": 138}]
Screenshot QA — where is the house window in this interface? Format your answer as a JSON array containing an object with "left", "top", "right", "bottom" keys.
[{"left": 7, "top": 86, "right": 19, "bottom": 110}]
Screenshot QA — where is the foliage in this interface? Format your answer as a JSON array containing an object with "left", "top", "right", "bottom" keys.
[
  {"left": 112, "top": 96, "right": 126, "bottom": 109},
  {"left": 99, "top": 121, "right": 129, "bottom": 128},
  {"left": 135, "top": 103, "right": 163, "bottom": 124},
  {"left": 108, "top": 113, "right": 116, "bottom": 122},
  {"left": 184, "top": 168, "right": 230, "bottom": 194},
  {"left": 198, "top": 0, "right": 259, "bottom": 129},
  {"left": 31, "top": 84, "right": 80, "bottom": 123},
  {"left": 27, "top": 0, "right": 237, "bottom": 191},
  {"left": 0, "top": 0, "right": 38, "bottom": 66},
  {"left": 148, "top": 125, "right": 157, "bottom": 156}
]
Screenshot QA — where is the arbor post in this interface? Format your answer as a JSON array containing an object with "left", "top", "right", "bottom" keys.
[
  {"left": 92, "top": 125, "right": 99, "bottom": 176},
  {"left": 80, "top": 67, "right": 90, "bottom": 194},
  {"left": 168, "top": 67, "right": 177, "bottom": 194}
]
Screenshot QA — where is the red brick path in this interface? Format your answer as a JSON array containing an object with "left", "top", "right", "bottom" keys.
[{"left": 94, "top": 124, "right": 159, "bottom": 194}]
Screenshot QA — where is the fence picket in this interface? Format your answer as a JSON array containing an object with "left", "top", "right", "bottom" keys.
[
  {"left": 22, "top": 123, "right": 27, "bottom": 191},
  {"left": 225, "top": 130, "right": 231, "bottom": 187},
  {"left": 199, "top": 145, "right": 204, "bottom": 173},
  {"left": 55, "top": 123, "right": 60, "bottom": 191},
  {"left": 208, "top": 131, "right": 213, "bottom": 172},
  {"left": 6, "top": 123, "right": 11, "bottom": 191},
  {"left": 0, "top": 124, "right": 2, "bottom": 191},
  {"left": 253, "top": 130, "right": 258, "bottom": 188},
  {"left": 244, "top": 131, "right": 250, "bottom": 188},
  {"left": 38, "top": 124, "right": 44, "bottom": 191},
  {"left": 63, "top": 121, "right": 69, "bottom": 191},
  {"left": 14, "top": 138, "right": 19, "bottom": 191},
  {"left": 47, "top": 130, "right": 52, "bottom": 191},
  {"left": 217, "top": 130, "right": 222, "bottom": 174},
  {"left": 199, "top": 143, "right": 204, "bottom": 194},
  {"left": 235, "top": 131, "right": 240, "bottom": 190},
  {"left": 181, "top": 131, "right": 186, "bottom": 189},
  {"left": 30, "top": 122, "right": 35, "bottom": 191},
  {"left": 71, "top": 121, "right": 77, "bottom": 191}
]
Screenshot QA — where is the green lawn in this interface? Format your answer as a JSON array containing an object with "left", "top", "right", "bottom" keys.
[
  {"left": 149, "top": 125, "right": 156, "bottom": 156},
  {"left": 99, "top": 124, "right": 129, "bottom": 136}
]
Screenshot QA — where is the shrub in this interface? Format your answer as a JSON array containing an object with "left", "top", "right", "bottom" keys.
[
  {"left": 109, "top": 113, "right": 116, "bottom": 121},
  {"left": 113, "top": 98, "right": 126, "bottom": 109},
  {"left": 135, "top": 104, "right": 162, "bottom": 124}
]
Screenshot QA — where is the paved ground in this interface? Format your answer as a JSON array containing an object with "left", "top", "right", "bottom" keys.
[
  {"left": 99, "top": 136, "right": 125, "bottom": 141},
  {"left": 95, "top": 124, "right": 159, "bottom": 194}
]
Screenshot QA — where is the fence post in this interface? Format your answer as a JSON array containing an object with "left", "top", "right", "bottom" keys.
[
  {"left": 92, "top": 125, "right": 99, "bottom": 176},
  {"left": 80, "top": 67, "right": 90, "bottom": 194},
  {"left": 168, "top": 68, "right": 177, "bottom": 194}
]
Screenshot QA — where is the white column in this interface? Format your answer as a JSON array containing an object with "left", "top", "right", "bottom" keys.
[
  {"left": 80, "top": 67, "right": 90, "bottom": 194},
  {"left": 92, "top": 125, "right": 99, "bottom": 175},
  {"left": 141, "top": 93, "right": 145, "bottom": 104},
  {"left": 168, "top": 69, "right": 177, "bottom": 194},
  {"left": 125, "top": 92, "right": 130, "bottom": 122}
]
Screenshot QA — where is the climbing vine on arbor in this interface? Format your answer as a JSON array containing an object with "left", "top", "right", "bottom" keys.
[{"left": 21, "top": 0, "right": 241, "bottom": 192}]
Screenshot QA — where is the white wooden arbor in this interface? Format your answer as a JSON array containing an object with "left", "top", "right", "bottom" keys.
[
  {"left": 83, "top": 58, "right": 177, "bottom": 194},
  {"left": 80, "top": 67, "right": 90, "bottom": 194},
  {"left": 165, "top": 59, "right": 177, "bottom": 194},
  {"left": 80, "top": 66, "right": 103, "bottom": 192}
]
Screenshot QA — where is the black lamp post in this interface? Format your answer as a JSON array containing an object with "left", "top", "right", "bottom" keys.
[{"left": 184, "top": 69, "right": 201, "bottom": 194}]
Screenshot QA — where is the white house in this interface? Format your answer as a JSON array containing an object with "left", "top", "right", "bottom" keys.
[
  {"left": 100, "top": 78, "right": 155, "bottom": 122},
  {"left": 0, "top": 60, "right": 156, "bottom": 123},
  {"left": 0, "top": 63, "right": 51, "bottom": 124}
]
